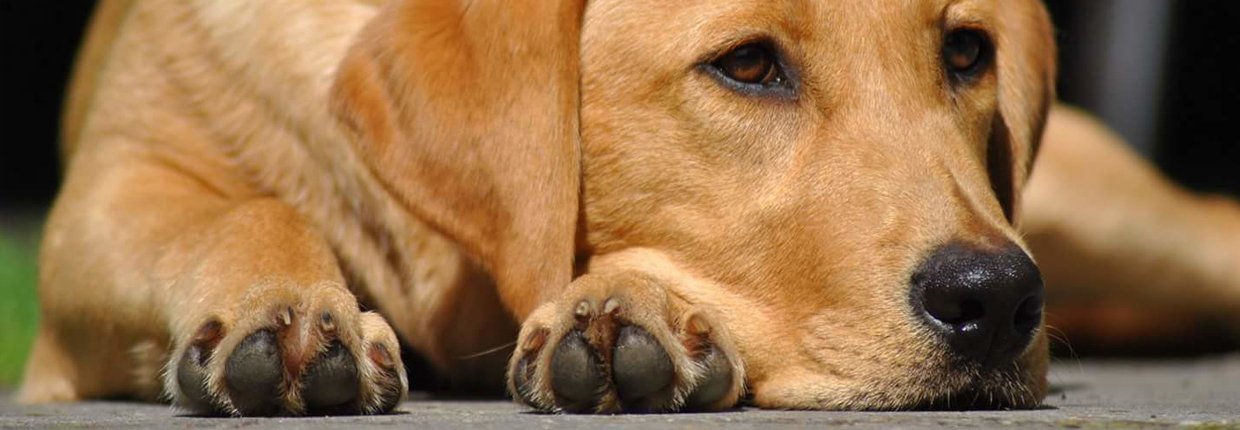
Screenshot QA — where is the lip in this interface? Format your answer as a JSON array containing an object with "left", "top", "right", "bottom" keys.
[
  {"left": 853, "top": 360, "right": 1045, "bottom": 411},
  {"left": 924, "top": 366, "right": 1045, "bottom": 410},
  {"left": 907, "top": 388, "right": 1042, "bottom": 411},
  {"left": 900, "top": 375, "right": 1044, "bottom": 411}
]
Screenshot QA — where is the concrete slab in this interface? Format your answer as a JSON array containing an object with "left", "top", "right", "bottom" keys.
[{"left": 3, "top": 356, "right": 1238, "bottom": 429}]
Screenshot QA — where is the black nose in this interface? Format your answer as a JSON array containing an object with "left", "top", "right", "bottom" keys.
[{"left": 911, "top": 243, "right": 1044, "bottom": 367}]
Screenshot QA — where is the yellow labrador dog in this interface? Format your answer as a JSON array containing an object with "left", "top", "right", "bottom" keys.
[{"left": 21, "top": 0, "right": 1240, "bottom": 415}]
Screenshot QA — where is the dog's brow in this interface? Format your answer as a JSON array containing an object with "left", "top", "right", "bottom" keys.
[{"left": 941, "top": 0, "right": 996, "bottom": 31}]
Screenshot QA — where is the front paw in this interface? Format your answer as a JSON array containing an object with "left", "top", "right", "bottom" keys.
[
  {"left": 168, "top": 282, "right": 407, "bottom": 416},
  {"left": 507, "top": 272, "right": 744, "bottom": 413}
]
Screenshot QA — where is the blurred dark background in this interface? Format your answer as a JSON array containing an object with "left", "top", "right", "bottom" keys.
[
  {"left": 2, "top": 2, "right": 95, "bottom": 208},
  {"left": 2, "top": 1, "right": 1238, "bottom": 206},
  {"left": 1045, "top": 0, "right": 1240, "bottom": 195},
  {"left": 0, "top": 1, "right": 1237, "bottom": 385}
]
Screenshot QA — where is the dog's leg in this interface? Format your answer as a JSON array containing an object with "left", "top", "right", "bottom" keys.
[
  {"left": 20, "top": 159, "right": 405, "bottom": 415},
  {"left": 506, "top": 250, "right": 745, "bottom": 414},
  {"left": 1023, "top": 106, "right": 1240, "bottom": 349}
]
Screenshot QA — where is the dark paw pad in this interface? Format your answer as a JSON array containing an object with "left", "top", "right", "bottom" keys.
[
  {"left": 176, "top": 346, "right": 212, "bottom": 409},
  {"left": 302, "top": 341, "right": 360, "bottom": 413},
  {"left": 225, "top": 330, "right": 282, "bottom": 415},
  {"left": 683, "top": 346, "right": 733, "bottom": 410},
  {"left": 177, "top": 320, "right": 222, "bottom": 411},
  {"left": 550, "top": 331, "right": 603, "bottom": 412},
  {"left": 612, "top": 326, "right": 674, "bottom": 409}
]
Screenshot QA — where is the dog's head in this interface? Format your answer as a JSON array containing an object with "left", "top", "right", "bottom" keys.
[{"left": 333, "top": 0, "right": 1056, "bottom": 410}]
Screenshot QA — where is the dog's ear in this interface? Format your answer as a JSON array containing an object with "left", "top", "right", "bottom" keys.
[
  {"left": 991, "top": 0, "right": 1056, "bottom": 223},
  {"left": 331, "top": 0, "right": 584, "bottom": 318}
]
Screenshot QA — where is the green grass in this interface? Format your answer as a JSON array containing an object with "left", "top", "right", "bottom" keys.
[{"left": 0, "top": 230, "right": 39, "bottom": 387}]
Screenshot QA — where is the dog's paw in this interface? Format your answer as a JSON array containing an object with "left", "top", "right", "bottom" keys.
[
  {"left": 168, "top": 282, "right": 407, "bottom": 416},
  {"left": 507, "top": 272, "right": 744, "bottom": 413}
]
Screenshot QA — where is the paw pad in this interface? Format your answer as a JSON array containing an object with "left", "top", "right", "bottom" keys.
[
  {"left": 550, "top": 331, "right": 604, "bottom": 412},
  {"left": 512, "top": 287, "right": 743, "bottom": 414},
  {"left": 172, "top": 306, "right": 405, "bottom": 416},
  {"left": 612, "top": 326, "right": 674, "bottom": 405},
  {"left": 301, "top": 342, "right": 360, "bottom": 413},
  {"left": 224, "top": 330, "right": 283, "bottom": 415},
  {"left": 176, "top": 320, "right": 223, "bottom": 411}
]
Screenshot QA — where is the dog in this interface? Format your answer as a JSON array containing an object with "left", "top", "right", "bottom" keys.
[{"left": 20, "top": 0, "right": 1240, "bottom": 415}]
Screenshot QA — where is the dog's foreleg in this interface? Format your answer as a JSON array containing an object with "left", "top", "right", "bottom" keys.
[
  {"left": 21, "top": 158, "right": 405, "bottom": 415},
  {"left": 1022, "top": 105, "right": 1240, "bottom": 349}
]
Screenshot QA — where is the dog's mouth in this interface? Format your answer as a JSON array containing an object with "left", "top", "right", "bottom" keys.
[
  {"left": 759, "top": 348, "right": 1046, "bottom": 411},
  {"left": 795, "top": 300, "right": 1048, "bottom": 411},
  {"left": 877, "top": 347, "right": 1046, "bottom": 411},
  {"left": 905, "top": 372, "right": 1044, "bottom": 410}
]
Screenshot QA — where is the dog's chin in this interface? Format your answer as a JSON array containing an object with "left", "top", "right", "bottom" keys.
[
  {"left": 833, "top": 365, "right": 1045, "bottom": 411},
  {"left": 755, "top": 349, "right": 1047, "bottom": 411},
  {"left": 854, "top": 331, "right": 1050, "bottom": 411},
  {"left": 901, "top": 365, "right": 1046, "bottom": 411},
  {"left": 883, "top": 347, "right": 1050, "bottom": 411}
]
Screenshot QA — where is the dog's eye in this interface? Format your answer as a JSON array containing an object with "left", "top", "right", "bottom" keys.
[
  {"left": 943, "top": 29, "right": 991, "bottom": 81},
  {"left": 712, "top": 43, "right": 783, "bottom": 86}
]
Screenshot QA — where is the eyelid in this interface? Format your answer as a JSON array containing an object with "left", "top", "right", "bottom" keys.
[
  {"left": 699, "top": 37, "right": 800, "bottom": 101},
  {"left": 946, "top": 20, "right": 992, "bottom": 33},
  {"left": 944, "top": 29, "right": 994, "bottom": 83},
  {"left": 700, "top": 36, "right": 777, "bottom": 67}
]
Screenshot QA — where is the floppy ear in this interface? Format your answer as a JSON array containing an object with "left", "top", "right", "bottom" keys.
[
  {"left": 991, "top": 0, "right": 1056, "bottom": 224},
  {"left": 331, "top": 0, "right": 584, "bottom": 318}
]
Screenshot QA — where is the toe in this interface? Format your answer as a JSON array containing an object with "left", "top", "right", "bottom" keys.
[
  {"left": 365, "top": 343, "right": 405, "bottom": 414},
  {"left": 683, "top": 346, "right": 734, "bottom": 410},
  {"left": 302, "top": 341, "right": 360, "bottom": 414},
  {"left": 510, "top": 327, "right": 548, "bottom": 409},
  {"left": 550, "top": 331, "right": 604, "bottom": 413},
  {"left": 356, "top": 312, "right": 407, "bottom": 414},
  {"left": 225, "top": 330, "right": 283, "bottom": 415},
  {"left": 512, "top": 354, "right": 539, "bottom": 407},
  {"left": 175, "top": 344, "right": 212, "bottom": 410},
  {"left": 612, "top": 326, "right": 674, "bottom": 409},
  {"left": 176, "top": 320, "right": 223, "bottom": 413}
]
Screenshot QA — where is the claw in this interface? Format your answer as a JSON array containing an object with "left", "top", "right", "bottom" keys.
[
  {"left": 319, "top": 312, "right": 335, "bottom": 334},
  {"left": 603, "top": 298, "right": 621, "bottom": 315},
  {"left": 278, "top": 307, "right": 293, "bottom": 327}
]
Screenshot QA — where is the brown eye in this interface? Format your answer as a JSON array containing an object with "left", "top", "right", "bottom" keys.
[
  {"left": 943, "top": 29, "right": 990, "bottom": 80},
  {"left": 713, "top": 43, "right": 782, "bottom": 85}
]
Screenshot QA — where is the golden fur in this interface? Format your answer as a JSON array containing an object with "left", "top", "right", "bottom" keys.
[{"left": 20, "top": 0, "right": 1240, "bottom": 415}]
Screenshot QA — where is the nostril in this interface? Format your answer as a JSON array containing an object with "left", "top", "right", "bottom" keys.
[
  {"left": 955, "top": 299, "right": 985, "bottom": 325},
  {"left": 912, "top": 242, "right": 1044, "bottom": 367},
  {"left": 1012, "top": 294, "right": 1043, "bottom": 331},
  {"left": 927, "top": 297, "right": 985, "bottom": 327}
]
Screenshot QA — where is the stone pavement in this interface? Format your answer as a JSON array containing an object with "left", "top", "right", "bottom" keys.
[{"left": 3, "top": 356, "right": 1238, "bottom": 429}]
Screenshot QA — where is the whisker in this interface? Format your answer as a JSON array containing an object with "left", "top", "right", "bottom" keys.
[
  {"left": 455, "top": 340, "right": 518, "bottom": 360},
  {"left": 1043, "top": 322, "right": 1084, "bottom": 378},
  {"left": 1043, "top": 321, "right": 1078, "bottom": 359}
]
